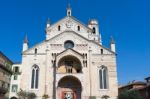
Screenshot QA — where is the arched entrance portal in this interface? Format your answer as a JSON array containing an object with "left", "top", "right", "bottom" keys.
[
  {"left": 57, "top": 76, "right": 82, "bottom": 99},
  {"left": 10, "top": 97, "right": 17, "bottom": 99}
]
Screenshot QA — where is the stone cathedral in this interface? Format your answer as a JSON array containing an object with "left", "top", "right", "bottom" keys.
[{"left": 9, "top": 5, "right": 118, "bottom": 99}]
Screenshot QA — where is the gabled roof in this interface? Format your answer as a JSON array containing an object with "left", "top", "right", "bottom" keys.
[
  {"left": 57, "top": 48, "right": 83, "bottom": 57},
  {"left": 23, "top": 30, "right": 115, "bottom": 55},
  {"left": 47, "top": 16, "right": 92, "bottom": 32},
  {"left": 22, "top": 40, "right": 46, "bottom": 54},
  {"left": 70, "top": 16, "right": 92, "bottom": 31}
]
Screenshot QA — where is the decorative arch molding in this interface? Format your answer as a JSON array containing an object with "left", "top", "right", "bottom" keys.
[
  {"left": 98, "top": 65, "right": 108, "bottom": 69},
  {"left": 56, "top": 75, "right": 83, "bottom": 89},
  {"left": 56, "top": 49, "right": 83, "bottom": 67},
  {"left": 56, "top": 75, "right": 83, "bottom": 99},
  {"left": 10, "top": 97, "right": 17, "bottom": 99},
  {"left": 32, "top": 64, "right": 40, "bottom": 69}
]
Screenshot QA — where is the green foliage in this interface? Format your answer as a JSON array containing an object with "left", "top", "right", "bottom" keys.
[
  {"left": 27, "top": 92, "right": 36, "bottom": 99},
  {"left": 42, "top": 94, "right": 49, "bottom": 99},
  {"left": 4, "top": 97, "right": 9, "bottom": 99},
  {"left": 89, "top": 96, "right": 96, "bottom": 99},
  {"left": 118, "top": 90, "right": 141, "bottom": 99},
  {"left": 0, "top": 87, "right": 8, "bottom": 94},
  {"left": 17, "top": 89, "right": 36, "bottom": 99},
  {"left": 101, "top": 95, "right": 110, "bottom": 99},
  {"left": 17, "top": 89, "right": 26, "bottom": 99}
]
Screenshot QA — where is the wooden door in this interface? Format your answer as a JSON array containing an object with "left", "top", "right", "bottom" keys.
[{"left": 62, "top": 91, "right": 76, "bottom": 99}]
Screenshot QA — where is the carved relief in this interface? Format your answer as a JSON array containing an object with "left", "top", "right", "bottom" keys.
[{"left": 66, "top": 19, "right": 73, "bottom": 28}]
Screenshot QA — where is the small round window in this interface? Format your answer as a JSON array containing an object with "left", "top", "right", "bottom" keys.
[{"left": 64, "top": 40, "right": 74, "bottom": 49}]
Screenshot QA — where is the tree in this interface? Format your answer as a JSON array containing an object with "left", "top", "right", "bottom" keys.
[
  {"left": 42, "top": 94, "right": 49, "bottom": 99},
  {"left": 17, "top": 89, "right": 27, "bottom": 99},
  {"left": 17, "top": 89, "right": 36, "bottom": 99},
  {"left": 101, "top": 95, "right": 110, "bottom": 99},
  {"left": 118, "top": 90, "right": 141, "bottom": 99},
  {"left": 27, "top": 92, "right": 36, "bottom": 99}
]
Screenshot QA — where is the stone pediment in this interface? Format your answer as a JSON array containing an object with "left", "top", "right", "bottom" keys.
[
  {"left": 57, "top": 48, "right": 83, "bottom": 61},
  {"left": 56, "top": 48, "right": 84, "bottom": 67},
  {"left": 47, "top": 16, "right": 92, "bottom": 32},
  {"left": 46, "top": 16, "right": 93, "bottom": 40}
]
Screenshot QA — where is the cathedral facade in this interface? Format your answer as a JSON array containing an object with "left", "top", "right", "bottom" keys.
[{"left": 9, "top": 6, "right": 118, "bottom": 99}]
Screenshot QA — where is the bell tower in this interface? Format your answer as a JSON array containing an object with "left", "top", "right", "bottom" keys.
[
  {"left": 67, "top": 3, "right": 72, "bottom": 16},
  {"left": 88, "top": 19, "right": 102, "bottom": 44}
]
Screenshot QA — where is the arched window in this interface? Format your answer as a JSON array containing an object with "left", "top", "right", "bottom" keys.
[
  {"left": 77, "top": 26, "right": 80, "bottom": 31},
  {"left": 99, "top": 66, "right": 108, "bottom": 89},
  {"left": 31, "top": 65, "right": 39, "bottom": 89},
  {"left": 101, "top": 49, "right": 103, "bottom": 54},
  {"left": 35, "top": 48, "right": 37, "bottom": 54},
  {"left": 93, "top": 27, "right": 96, "bottom": 34},
  {"left": 68, "top": 11, "right": 71, "bottom": 16},
  {"left": 58, "top": 25, "right": 61, "bottom": 31}
]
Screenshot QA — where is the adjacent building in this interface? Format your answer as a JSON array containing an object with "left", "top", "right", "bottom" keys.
[
  {"left": 0, "top": 51, "right": 13, "bottom": 98},
  {"left": 9, "top": 5, "right": 118, "bottom": 99},
  {"left": 119, "top": 78, "right": 150, "bottom": 99},
  {"left": 9, "top": 64, "right": 21, "bottom": 99}
]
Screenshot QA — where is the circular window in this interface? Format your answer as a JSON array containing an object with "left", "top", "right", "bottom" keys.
[{"left": 64, "top": 40, "right": 74, "bottom": 49}]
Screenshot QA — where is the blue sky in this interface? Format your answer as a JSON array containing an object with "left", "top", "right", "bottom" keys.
[{"left": 0, "top": 0, "right": 150, "bottom": 85}]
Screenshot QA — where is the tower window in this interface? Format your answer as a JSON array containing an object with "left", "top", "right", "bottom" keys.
[
  {"left": 93, "top": 27, "right": 96, "bottom": 34},
  {"left": 77, "top": 26, "right": 80, "bottom": 31},
  {"left": 101, "top": 49, "right": 103, "bottom": 54},
  {"left": 58, "top": 25, "right": 61, "bottom": 31},
  {"left": 68, "top": 11, "right": 71, "bottom": 16},
  {"left": 35, "top": 48, "right": 37, "bottom": 54}
]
